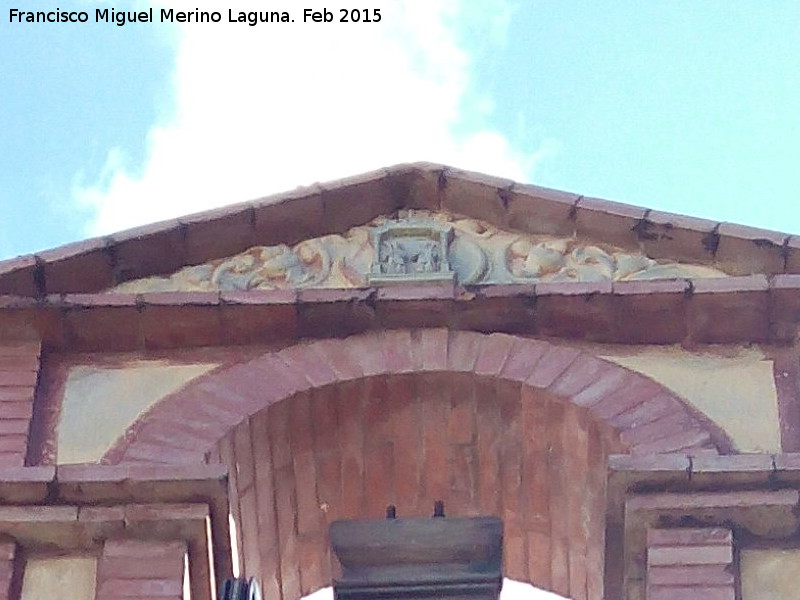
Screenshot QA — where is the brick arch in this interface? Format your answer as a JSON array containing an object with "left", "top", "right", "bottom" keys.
[
  {"left": 101, "top": 329, "right": 729, "bottom": 600},
  {"left": 105, "top": 329, "right": 726, "bottom": 466}
]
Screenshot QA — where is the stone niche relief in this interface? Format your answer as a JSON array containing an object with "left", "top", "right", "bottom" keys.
[
  {"left": 107, "top": 211, "right": 728, "bottom": 293},
  {"left": 370, "top": 219, "right": 456, "bottom": 285}
]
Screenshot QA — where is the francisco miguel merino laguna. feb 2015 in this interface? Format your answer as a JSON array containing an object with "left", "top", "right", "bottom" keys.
[{"left": 8, "top": 7, "right": 382, "bottom": 26}]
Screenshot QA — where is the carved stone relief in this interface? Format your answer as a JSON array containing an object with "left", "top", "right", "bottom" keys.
[
  {"left": 107, "top": 211, "right": 728, "bottom": 293},
  {"left": 369, "top": 218, "right": 455, "bottom": 285}
]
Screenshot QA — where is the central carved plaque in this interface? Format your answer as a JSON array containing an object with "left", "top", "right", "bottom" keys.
[{"left": 368, "top": 218, "right": 456, "bottom": 285}]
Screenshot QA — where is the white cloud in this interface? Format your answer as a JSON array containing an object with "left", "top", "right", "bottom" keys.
[{"left": 75, "top": 0, "right": 544, "bottom": 235}]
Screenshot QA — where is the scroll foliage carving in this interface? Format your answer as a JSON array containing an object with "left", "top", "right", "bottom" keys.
[{"left": 108, "top": 211, "right": 727, "bottom": 293}]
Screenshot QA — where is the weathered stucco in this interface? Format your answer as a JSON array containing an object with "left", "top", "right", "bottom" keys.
[
  {"left": 741, "top": 549, "right": 800, "bottom": 600},
  {"left": 21, "top": 556, "right": 96, "bottom": 600},
  {"left": 603, "top": 347, "right": 781, "bottom": 453},
  {"left": 57, "top": 361, "right": 217, "bottom": 464}
]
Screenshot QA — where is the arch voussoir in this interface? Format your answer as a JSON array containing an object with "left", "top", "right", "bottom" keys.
[
  {"left": 473, "top": 332, "right": 518, "bottom": 377},
  {"left": 106, "top": 328, "right": 727, "bottom": 465}
]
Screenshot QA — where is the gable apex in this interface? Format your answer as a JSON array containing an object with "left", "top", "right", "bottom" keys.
[{"left": 0, "top": 162, "right": 798, "bottom": 297}]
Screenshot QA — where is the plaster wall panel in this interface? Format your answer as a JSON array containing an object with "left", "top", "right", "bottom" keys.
[
  {"left": 740, "top": 549, "right": 800, "bottom": 600},
  {"left": 57, "top": 362, "right": 217, "bottom": 464},
  {"left": 603, "top": 347, "right": 780, "bottom": 453},
  {"left": 21, "top": 557, "right": 96, "bottom": 600}
]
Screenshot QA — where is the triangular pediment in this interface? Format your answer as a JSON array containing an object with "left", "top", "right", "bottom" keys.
[
  {"left": 107, "top": 210, "right": 727, "bottom": 293},
  {"left": 0, "top": 163, "right": 796, "bottom": 297}
]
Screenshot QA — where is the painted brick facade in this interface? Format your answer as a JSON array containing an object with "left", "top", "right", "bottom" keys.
[
  {"left": 646, "top": 528, "right": 735, "bottom": 600},
  {"left": 0, "top": 341, "right": 39, "bottom": 467},
  {"left": 96, "top": 539, "right": 186, "bottom": 600}
]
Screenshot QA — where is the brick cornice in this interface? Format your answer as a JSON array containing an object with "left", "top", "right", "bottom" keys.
[{"left": 1, "top": 274, "right": 799, "bottom": 351}]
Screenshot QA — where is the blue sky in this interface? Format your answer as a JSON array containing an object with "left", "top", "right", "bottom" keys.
[{"left": 2, "top": 1, "right": 800, "bottom": 260}]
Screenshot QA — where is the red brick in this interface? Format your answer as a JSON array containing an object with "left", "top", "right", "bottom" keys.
[
  {"left": 278, "top": 343, "right": 338, "bottom": 388},
  {"left": 0, "top": 341, "right": 40, "bottom": 358},
  {"left": 631, "top": 427, "right": 712, "bottom": 455},
  {"left": 589, "top": 376, "right": 664, "bottom": 421},
  {"left": 375, "top": 283, "right": 454, "bottom": 301},
  {"left": 0, "top": 354, "right": 40, "bottom": 371},
  {"left": 473, "top": 333, "right": 516, "bottom": 377},
  {"left": 639, "top": 210, "right": 719, "bottom": 263},
  {"left": 648, "top": 565, "right": 733, "bottom": 586},
  {"left": 575, "top": 196, "right": 647, "bottom": 250},
  {"left": 770, "top": 275, "right": 800, "bottom": 342},
  {"left": 608, "top": 394, "right": 679, "bottom": 430},
  {"left": 182, "top": 203, "right": 256, "bottom": 265},
  {"left": 253, "top": 186, "right": 327, "bottom": 246},
  {"left": 0, "top": 436, "right": 26, "bottom": 454},
  {"left": 188, "top": 374, "right": 267, "bottom": 419},
  {"left": 102, "top": 539, "right": 187, "bottom": 558},
  {"left": 97, "top": 577, "right": 183, "bottom": 597},
  {"left": 38, "top": 237, "right": 114, "bottom": 293},
  {"left": 648, "top": 586, "right": 734, "bottom": 600},
  {"left": 0, "top": 254, "right": 38, "bottom": 296},
  {"left": 692, "top": 274, "right": 769, "bottom": 294},
  {"left": 715, "top": 222, "right": 788, "bottom": 275},
  {"left": 440, "top": 167, "right": 512, "bottom": 227},
  {"left": 547, "top": 355, "right": 612, "bottom": 398},
  {"left": 320, "top": 168, "right": 397, "bottom": 233},
  {"left": 0, "top": 371, "right": 37, "bottom": 387},
  {"left": 620, "top": 410, "right": 695, "bottom": 447},
  {"left": 608, "top": 453, "right": 692, "bottom": 475},
  {"left": 220, "top": 302, "right": 298, "bottom": 345},
  {"left": 110, "top": 218, "right": 187, "bottom": 283},
  {"left": 386, "top": 162, "right": 442, "bottom": 210},
  {"left": 536, "top": 284, "right": 616, "bottom": 341},
  {"left": 446, "top": 330, "right": 483, "bottom": 372},
  {"left": 343, "top": 334, "right": 388, "bottom": 377},
  {"left": 786, "top": 235, "right": 800, "bottom": 274},
  {"left": 0, "top": 420, "right": 29, "bottom": 436},
  {"left": 79, "top": 506, "right": 126, "bottom": 523},
  {"left": 688, "top": 280, "right": 770, "bottom": 342},
  {"left": 123, "top": 441, "right": 204, "bottom": 465},
  {"left": 0, "top": 505, "right": 76, "bottom": 522},
  {"left": 613, "top": 281, "right": 689, "bottom": 344},
  {"left": 140, "top": 304, "right": 222, "bottom": 349},
  {"left": 0, "top": 454, "right": 23, "bottom": 468},
  {"left": 690, "top": 453, "right": 774, "bottom": 474},
  {"left": 63, "top": 305, "right": 143, "bottom": 352},
  {"left": 648, "top": 545, "right": 732, "bottom": 566},
  {"left": 134, "top": 421, "right": 218, "bottom": 455},
  {"left": 381, "top": 330, "right": 414, "bottom": 374},
  {"left": 374, "top": 294, "right": 453, "bottom": 329},
  {"left": 98, "top": 555, "right": 184, "bottom": 580},
  {"left": 124, "top": 502, "right": 208, "bottom": 522},
  {"left": 525, "top": 345, "right": 582, "bottom": 388},
  {"left": 506, "top": 182, "right": 579, "bottom": 237},
  {"left": 152, "top": 388, "right": 240, "bottom": 433},
  {"left": 297, "top": 291, "right": 375, "bottom": 338},
  {"left": 250, "top": 353, "right": 313, "bottom": 399},
  {"left": 0, "top": 402, "right": 32, "bottom": 420},
  {"left": 452, "top": 296, "right": 535, "bottom": 337},
  {"left": 310, "top": 338, "right": 364, "bottom": 381},
  {"left": 414, "top": 328, "right": 448, "bottom": 371},
  {"left": 476, "top": 283, "right": 536, "bottom": 299},
  {"left": 499, "top": 338, "right": 549, "bottom": 382},
  {"left": 648, "top": 528, "right": 732, "bottom": 547},
  {"left": 570, "top": 366, "right": 635, "bottom": 410}
]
